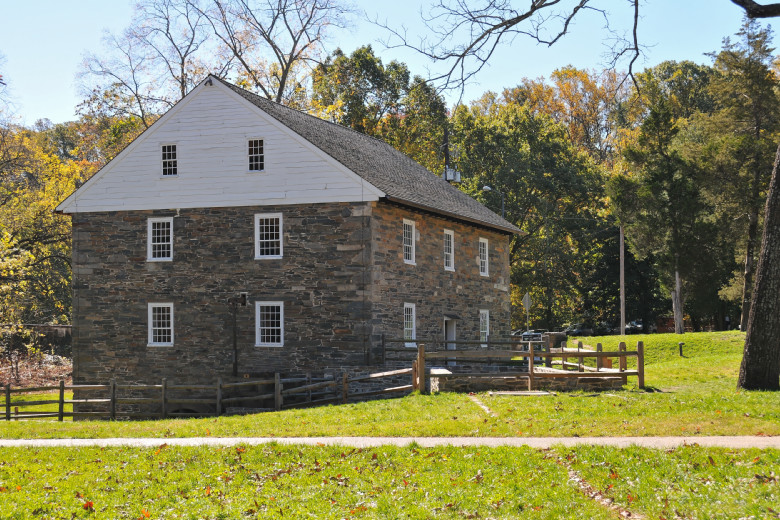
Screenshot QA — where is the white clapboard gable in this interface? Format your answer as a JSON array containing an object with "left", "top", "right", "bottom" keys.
[{"left": 56, "top": 79, "right": 385, "bottom": 213}]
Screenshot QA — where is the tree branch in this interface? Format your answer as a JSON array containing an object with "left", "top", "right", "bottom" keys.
[{"left": 731, "top": 0, "right": 780, "bottom": 18}]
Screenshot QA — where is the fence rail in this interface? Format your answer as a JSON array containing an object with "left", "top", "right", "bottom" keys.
[
  {"left": 400, "top": 339, "right": 645, "bottom": 392},
  {"left": 4, "top": 337, "right": 645, "bottom": 421},
  {"left": 3, "top": 368, "right": 414, "bottom": 421}
]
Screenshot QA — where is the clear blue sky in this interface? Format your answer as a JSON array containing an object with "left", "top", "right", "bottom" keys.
[{"left": 0, "top": 0, "right": 752, "bottom": 125}]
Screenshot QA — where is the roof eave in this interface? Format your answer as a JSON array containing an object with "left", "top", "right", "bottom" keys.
[{"left": 384, "top": 195, "right": 524, "bottom": 236}]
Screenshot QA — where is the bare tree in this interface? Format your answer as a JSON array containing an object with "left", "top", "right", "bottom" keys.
[
  {"left": 375, "top": 0, "right": 641, "bottom": 93},
  {"left": 80, "top": 30, "right": 162, "bottom": 128},
  {"left": 79, "top": 0, "right": 225, "bottom": 127},
  {"left": 131, "top": 0, "right": 225, "bottom": 100},
  {"left": 195, "top": 0, "right": 354, "bottom": 104}
]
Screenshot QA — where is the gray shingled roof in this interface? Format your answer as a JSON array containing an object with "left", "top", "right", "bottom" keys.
[{"left": 218, "top": 77, "right": 520, "bottom": 235}]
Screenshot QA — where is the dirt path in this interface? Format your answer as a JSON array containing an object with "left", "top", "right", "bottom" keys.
[{"left": 0, "top": 436, "right": 777, "bottom": 448}]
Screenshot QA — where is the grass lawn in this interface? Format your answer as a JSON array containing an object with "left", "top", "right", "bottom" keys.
[
  {"left": 1, "top": 330, "right": 777, "bottom": 439},
  {"left": 1, "top": 331, "right": 778, "bottom": 518},
  {"left": 0, "top": 443, "right": 777, "bottom": 519}
]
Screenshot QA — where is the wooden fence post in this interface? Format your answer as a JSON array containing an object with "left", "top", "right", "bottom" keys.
[
  {"left": 5, "top": 384, "right": 10, "bottom": 421},
  {"left": 110, "top": 379, "right": 116, "bottom": 420},
  {"left": 342, "top": 372, "right": 349, "bottom": 404},
  {"left": 216, "top": 377, "right": 222, "bottom": 417},
  {"left": 561, "top": 340, "right": 568, "bottom": 368},
  {"left": 274, "top": 373, "right": 282, "bottom": 411},
  {"left": 637, "top": 341, "right": 645, "bottom": 389},
  {"left": 619, "top": 342, "right": 627, "bottom": 372},
  {"left": 577, "top": 341, "right": 584, "bottom": 372},
  {"left": 619, "top": 342, "right": 627, "bottom": 385},
  {"left": 527, "top": 342, "right": 535, "bottom": 391},
  {"left": 596, "top": 344, "right": 603, "bottom": 371},
  {"left": 412, "top": 360, "right": 418, "bottom": 391},
  {"left": 58, "top": 380, "right": 65, "bottom": 421},
  {"left": 417, "top": 343, "right": 426, "bottom": 394},
  {"left": 161, "top": 378, "right": 167, "bottom": 419}
]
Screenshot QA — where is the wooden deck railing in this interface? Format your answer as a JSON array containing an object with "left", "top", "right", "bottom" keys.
[{"left": 385, "top": 338, "right": 645, "bottom": 392}]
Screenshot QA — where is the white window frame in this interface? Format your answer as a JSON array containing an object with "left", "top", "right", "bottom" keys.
[
  {"left": 479, "top": 309, "right": 490, "bottom": 347},
  {"left": 443, "top": 229, "right": 455, "bottom": 271},
  {"left": 148, "top": 303, "right": 174, "bottom": 347},
  {"left": 161, "top": 144, "right": 178, "bottom": 177},
  {"left": 479, "top": 238, "right": 489, "bottom": 277},
  {"left": 254, "top": 213, "right": 283, "bottom": 260},
  {"left": 248, "top": 138, "right": 265, "bottom": 172},
  {"left": 255, "top": 301, "right": 284, "bottom": 347},
  {"left": 403, "top": 219, "right": 416, "bottom": 265},
  {"left": 147, "top": 217, "right": 173, "bottom": 262},
  {"left": 404, "top": 303, "right": 416, "bottom": 348}
]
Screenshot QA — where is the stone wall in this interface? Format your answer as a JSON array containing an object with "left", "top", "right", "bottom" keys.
[
  {"left": 433, "top": 375, "right": 626, "bottom": 393},
  {"left": 71, "top": 200, "right": 514, "bottom": 386},
  {"left": 71, "top": 202, "right": 374, "bottom": 385},
  {"left": 368, "top": 202, "right": 513, "bottom": 358}
]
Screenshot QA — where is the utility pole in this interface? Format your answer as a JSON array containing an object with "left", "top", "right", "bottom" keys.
[{"left": 620, "top": 225, "right": 626, "bottom": 336}]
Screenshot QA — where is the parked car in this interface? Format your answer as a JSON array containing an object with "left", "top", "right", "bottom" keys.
[
  {"left": 625, "top": 320, "right": 658, "bottom": 334},
  {"left": 512, "top": 329, "right": 546, "bottom": 341},
  {"left": 593, "top": 321, "right": 615, "bottom": 335},
  {"left": 564, "top": 323, "right": 593, "bottom": 337}
]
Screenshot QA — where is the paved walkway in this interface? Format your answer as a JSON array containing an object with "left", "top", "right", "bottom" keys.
[{"left": 0, "top": 436, "right": 778, "bottom": 449}]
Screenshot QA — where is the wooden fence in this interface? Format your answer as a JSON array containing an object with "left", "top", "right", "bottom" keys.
[
  {"left": 388, "top": 338, "right": 645, "bottom": 392},
  {"left": 2, "top": 368, "right": 413, "bottom": 421},
  {"left": 3, "top": 339, "right": 645, "bottom": 421}
]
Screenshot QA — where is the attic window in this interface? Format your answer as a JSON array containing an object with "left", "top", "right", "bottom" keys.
[
  {"left": 248, "top": 139, "right": 264, "bottom": 171},
  {"left": 162, "top": 145, "right": 178, "bottom": 176}
]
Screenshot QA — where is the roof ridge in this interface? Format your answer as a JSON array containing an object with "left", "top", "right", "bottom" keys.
[
  {"left": 209, "top": 74, "right": 521, "bottom": 235},
  {"left": 210, "top": 75, "right": 403, "bottom": 154}
]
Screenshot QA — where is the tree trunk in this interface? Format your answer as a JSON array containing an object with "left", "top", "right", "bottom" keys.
[
  {"left": 672, "top": 267, "right": 685, "bottom": 334},
  {"left": 739, "top": 143, "right": 780, "bottom": 390}
]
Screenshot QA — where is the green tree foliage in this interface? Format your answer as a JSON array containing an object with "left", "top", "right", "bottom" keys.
[
  {"left": 312, "top": 46, "right": 448, "bottom": 173},
  {"left": 503, "top": 67, "right": 629, "bottom": 166},
  {"left": 696, "top": 18, "right": 780, "bottom": 330},
  {"left": 0, "top": 119, "right": 86, "bottom": 327},
  {"left": 610, "top": 76, "right": 723, "bottom": 334},
  {"left": 451, "top": 97, "right": 605, "bottom": 329},
  {"left": 312, "top": 46, "right": 411, "bottom": 134}
]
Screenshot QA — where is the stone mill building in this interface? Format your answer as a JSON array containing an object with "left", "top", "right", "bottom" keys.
[{"left": 56, "top": 75, "right": 521, "bottom": 386}]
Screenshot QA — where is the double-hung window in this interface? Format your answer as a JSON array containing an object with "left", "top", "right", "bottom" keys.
[
  {"left": 256, "top": 301, "right": 284, "bottom": 347},
  {"left": 404, "top": 303, "right": 416, "bottom": 347},
  {"left": 255, "top": 213, "right": 283, "bottom": 259},
  {"left": 479, "top": 309, "right": 490, "bottom": 347},
  {"left": 403, "top": 219, "right": 416, "bottom": 264},
  {"left": 147, "top": 217, "right": 173, "bottom": 261},
  {"left": 248, "top": 139, "right": 264, "bottom": 172},
  {"left": 148, "top": 303, "right": 174, "bottom": 346},
  {"left": 443, "top": 229, "right": 454, "bottom": 271},
  {"left": 479, "top": 238, "right": 489, "bottom": 276},
  {"left": 161, "top": 144, "right": 178, "bottom": 176}
]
